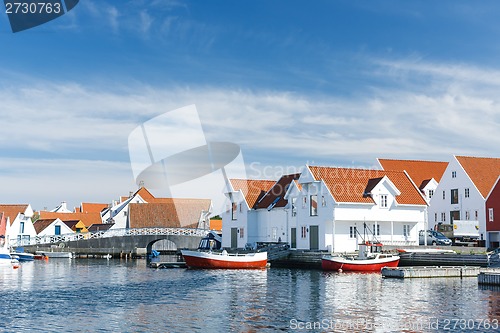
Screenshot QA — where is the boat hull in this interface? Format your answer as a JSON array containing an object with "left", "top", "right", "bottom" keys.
[
  {"left": 11, "top": 252, "right": 35, "bottom": 261},
  {"left": 181, "top": 250, "right": 267, "bottom": 269},
  {"left": 322, "top": 255, "right": 400, "bottom": 272}
]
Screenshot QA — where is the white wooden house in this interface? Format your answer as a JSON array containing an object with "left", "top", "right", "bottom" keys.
[
  {"left": 288, "top": 166, "right": 428, "bottom": 252},
  {"left": 33, "top": 218, "right": 74, "bottom": 237},
  {"left": 0, "top": 204, "right": 37, "bottom": 246},
  {"left": 378, "top": 159, "right": 448, "bottom": 203},
  {"left": 252, "top": 173, "right": 301, "bottom": 245},
  {"left": 221, "top": 179, "right": 275, "bottom": 249},
  {"left": 428, "top": 156, "right": 500, "bottom": 247}
]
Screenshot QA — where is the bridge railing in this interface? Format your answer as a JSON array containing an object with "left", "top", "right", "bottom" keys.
[{"left": 18, "top": 227, "right": 209, "bottom": 246}]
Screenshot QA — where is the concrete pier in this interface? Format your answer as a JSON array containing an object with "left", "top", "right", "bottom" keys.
[
  {"left": 382, "top": 266, "right": 498, "bottom": 278},
  {"left": 478, "top": 272, "right": 500, "bottom": 285}
]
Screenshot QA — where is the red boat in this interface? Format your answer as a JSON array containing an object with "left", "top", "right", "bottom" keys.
[
  {"left": 181, "top": 250, "right": 267, "bottom": 269},
  {"left": 322, "top": 242, "right": 399, "bottom": 272}
]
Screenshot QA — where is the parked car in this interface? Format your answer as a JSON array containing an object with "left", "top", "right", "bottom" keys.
[{"left": 419, "top": 230, "right": 452, "bottom": 246}]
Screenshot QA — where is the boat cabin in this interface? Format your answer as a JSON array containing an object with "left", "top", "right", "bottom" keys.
[{"left": 198, "top": 231, "right": 222, "bottom": 250}]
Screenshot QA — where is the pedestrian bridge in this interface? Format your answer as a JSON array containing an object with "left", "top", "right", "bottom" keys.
[{"left": 20, "top": 227, "right": 207, "bottom": 257}]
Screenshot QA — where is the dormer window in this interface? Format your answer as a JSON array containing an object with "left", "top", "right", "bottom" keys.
[{"left": 380, "top": 195, "right": 388, "bottom": 208}]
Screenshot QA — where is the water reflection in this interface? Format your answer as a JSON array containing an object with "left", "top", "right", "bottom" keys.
[{"left": 1, "top": 260, "right": 500, "bottom": 332}]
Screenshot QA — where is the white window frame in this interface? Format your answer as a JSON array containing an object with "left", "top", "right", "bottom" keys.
[
  {"left": 489, "top": 208, "right": 494, "bottom": 222},
  {"left": 452, "top": 171, "right": 457, "bottom": 178},
  {"left": 300, "top": 226, "right": 307, "bottom": 239},
  {"left": 239, "top": 227, "right": 244, "bottom": 238},
  {"left": 380, "top": 195, "right": 388, "bottom": 208}
]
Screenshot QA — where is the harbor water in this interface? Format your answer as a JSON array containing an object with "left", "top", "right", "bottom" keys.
[{"left": 1, "top": 258, "right": 500, "bottom": 332}]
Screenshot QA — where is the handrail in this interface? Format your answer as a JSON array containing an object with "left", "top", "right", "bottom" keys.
[{"left": 13, "top": 227, "right": 208, "bottom": 246}]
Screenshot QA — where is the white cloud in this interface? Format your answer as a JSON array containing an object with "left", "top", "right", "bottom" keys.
[{"left": 2, "top": 59, "right": 500, "bottom": 208}]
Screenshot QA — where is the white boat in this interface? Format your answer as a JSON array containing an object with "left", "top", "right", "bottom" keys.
[
  {"left": 36, "top": 251, "right": 73, "bottom": 259},
  {"left": 181, "top": 249, "right": 268, "bottom": 269},
  {"left": 0, "top": 247, "right": 20, "bottom": 268}
]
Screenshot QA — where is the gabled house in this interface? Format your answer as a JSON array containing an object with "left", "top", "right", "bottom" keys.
[
  {"left": 50, "top": 201, "right": 73, "bottom": 213},
  {"left": 34, "top": 218, "right": 74, "bottom": 237},
  {"left": 429, "top": 156, "right": 500, "bottom": 246},
  {"left": 288, "top": 166, "right": 427, "bottom": 252},
  {"left": 221, "top": 179, "right": 275, "bottom": 249},
  {"left": 38, "top": 211, "right": 103, "bottom": 230},
  {"left": 0, "top": 204, "right": 37, "bottom": 246},
  {"left": 252, "top": 173, "right": 302, "bottom": 245},
  {"left": 104, "top": 187, "right": 212, "bottom": 230},
  {"left": 378, "top": 158, "right": 448, "bottom": 203}
]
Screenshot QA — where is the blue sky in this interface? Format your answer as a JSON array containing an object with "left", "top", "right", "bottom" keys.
[{"left": 2, "top": 0, "right": 500, "bottom": 210}]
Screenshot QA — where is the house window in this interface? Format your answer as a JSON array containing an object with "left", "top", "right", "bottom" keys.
[
  {"left": 301, "top": 226, "right": 307, "bottom": 238},
  {"left": 475, "top": 210, "right": 479, "bottom": 220},
  {"left": 403, "top": 225, "right": 411, "bottom": 237},
  {"left": 19, "top": 222, "right": 25, "bottom": 234},
  {"left": 372, "top": 224, "right": 380, "bottom": 236},
  {"left": 450, "top": 189, "right": 458, "bottom": 204},
  {"left": 428, "top": 190, "right": 434, "bottom": 199},
  {"left": 55, "top": 225, "right": 61, "bottom": 235},
  {"left": 239, "top": 203, "right": 242, "bottom": 213},
  {"left": 465, "top": 211, "right": 470, "bottom": 220},
  {"left": 321, "top": 195, "right": 327, "bottom": 207},
  {"left": 349, "top": 226, "right": 357, "bottom": 239},
  {"left": 489, "top": 208, "right": 494, "bottom": 222},
  {"left": 434, "top": 213, "right": 438, "bottom": 222},
  {"left": 302, "top": 196, "right": 307, "bottom": 208},
  {"left": 380, "top": 195, "right": 388, "bottom": 208},
  {"left": 441, "top": 212, "right": 446, "bottom": 222},
  {"left": 239, "top": 227, "right": 244, "bottom": 238},
  {"left": 272, "top": 227, "right": 278, "bottom": 241},
  {"left": 231, "top": 203, "right": 237, "bottom": 221},
  {"left": 442, "top": 191, "right": 446, "bottom": 200},
  {"left": 310, "top": 195, "right": 318, "bottom": 216},
  {"left": 465, "top": 188, "right": 470, "bottom": 198},
  {"left": 452, "top": 171, "right": 457, "bottom": 178},
  {"left": 291, "top": 198, "right": 297, "bottom": 217}
]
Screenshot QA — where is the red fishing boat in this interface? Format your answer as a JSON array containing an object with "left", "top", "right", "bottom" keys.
[
  {"left": 181, "top": 249, "right": 268, "bottom": 269},
  {"left": 322, "top": 242, "right": 399, "bottom": 272}
]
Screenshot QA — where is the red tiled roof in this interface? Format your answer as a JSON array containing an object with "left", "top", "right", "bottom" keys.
[
  {"left": 0, "top": 204, "right": 29, "bottom": 225},
  {"left": 230, "top": 179, "right": 276, "bottom": 209},
  {"left": 378, "top": 159, "right": 449, "bottom": 186},
  {"left": 129, "top": 199, "right": 211, "bottom": 228},
  {"left": 456, "top": 156, "right": 500, "bottom": 198},
  {"left": 38, "top": 211, "right": 102, "bottom": 227},
  {"left": 255, "top": 173, "right": 301, "bottom": 209},
  {"left": 308, "top": 166, "right": 427, "bottom": 205},
  {"left": 88, "top": 223, "right": 114, "bottom": 232},
  {"left": 33, "top": 218, "right": 57, "bottom": 234},
  {"left": 80, "top": 203, "right": 108, "bottom": 213}
]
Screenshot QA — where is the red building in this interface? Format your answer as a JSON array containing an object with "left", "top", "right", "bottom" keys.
[{"left": 485, "top": 176, "right": 500, "bottom": 248}]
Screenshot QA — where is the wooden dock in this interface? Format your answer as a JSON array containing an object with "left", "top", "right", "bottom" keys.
[
  {"left": 149, "top": 262, "right": 187, "bottom": 269},
  {"left": 382, "top": 266, "right": 500, "bottom": 279},
  {"left": 478, "top": 272, "right": 500, "bottom": 285}
]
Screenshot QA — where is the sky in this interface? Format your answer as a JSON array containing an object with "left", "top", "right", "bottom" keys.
[{"left": 2, "top": 0, "right": 500, "bottom": 211}]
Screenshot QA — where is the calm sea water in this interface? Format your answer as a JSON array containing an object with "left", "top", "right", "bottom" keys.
[{"left": 1, "top": 258, "right": 500, "bottom": 333}]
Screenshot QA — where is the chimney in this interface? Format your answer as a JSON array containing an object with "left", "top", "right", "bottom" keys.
[{"left": 61, "top": 201, "right": 67, "bottom": 211}]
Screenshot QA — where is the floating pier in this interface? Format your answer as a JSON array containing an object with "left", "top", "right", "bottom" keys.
[
  {"left": 382, "top": 266, "right": 500, "bottom": 279},
  {"left": 478, "top": 272, "right": 500, "bottom": 286}
]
